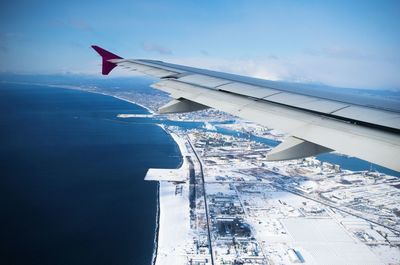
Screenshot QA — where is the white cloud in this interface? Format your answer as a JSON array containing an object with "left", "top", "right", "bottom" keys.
[
  {"left": 142, "top": 42, "right": 172, "bottom": 55},
  {"left": 163, "top": 53, "right": 400, "bottom": 90}
]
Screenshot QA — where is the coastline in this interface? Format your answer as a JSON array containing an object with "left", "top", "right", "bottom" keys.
[
  {"left": 0, "top": 82, "right": 164, "bottom": 265},
  {"left": 41, "top": 83, "right": 179, "bottom": 264},
  {"left": 44, "top": 83, "right": 180, "bottom": 264},
  {"left": 151, "top": 182, "right": 160, "bottom": 265},
  {"left": 111, "top": 95, "right": 155, "bottom": 115},
  {"left": 42, "top": 82, "right": 186, "bottom": 264}
]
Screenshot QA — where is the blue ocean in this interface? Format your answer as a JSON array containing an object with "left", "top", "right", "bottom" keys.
[{"left": 0, "top": 83, "right": 181, "bottom": 265}]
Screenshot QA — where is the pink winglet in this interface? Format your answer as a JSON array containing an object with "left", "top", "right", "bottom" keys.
[{"left": 91, "top": 45, "right": 123, "bottom": 75}]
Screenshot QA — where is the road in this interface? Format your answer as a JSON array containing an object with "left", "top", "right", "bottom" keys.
[{"left": 186, "top": 136, "right": 215, "bottom": 265}]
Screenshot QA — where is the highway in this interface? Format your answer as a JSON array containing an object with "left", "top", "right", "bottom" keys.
[{"left": 186, "top": 136, "right": 215, "bottom": 265}]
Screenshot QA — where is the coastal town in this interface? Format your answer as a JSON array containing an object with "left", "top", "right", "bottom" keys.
[
  {"left": 48, "top": 80, "right": 400, "bottom": 264},
  {"left": 146, "top": 124, "right": 400, "bottom": 265}
]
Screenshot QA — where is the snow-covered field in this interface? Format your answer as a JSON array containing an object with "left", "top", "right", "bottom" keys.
[
  {"left": 282, "top": 218, "right": 382, "bottom": 265},
  {"left": 148, "top": 124, "right": 400, "bottom": 265},
  {"left": 155, "top": 181, "right": 192, "bottom": 265}
]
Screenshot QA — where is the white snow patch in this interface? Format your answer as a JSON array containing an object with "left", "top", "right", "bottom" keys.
[
  {"left": 282, "top": 218, "right": 382, "bottom": 265},
  {"left": 155, "top": 181, "right": 192, "bottom": 265}
]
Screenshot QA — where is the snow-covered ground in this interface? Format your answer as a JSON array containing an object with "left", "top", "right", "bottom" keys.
[
  {"left": 145, "top": 167, "right": 188, "bottom": 182},
  {"left": 155, "top": 181, "right": 193, "bottom": 265},
  {"left": 282, "top": 218, "right": 382, "bottom": 265}
]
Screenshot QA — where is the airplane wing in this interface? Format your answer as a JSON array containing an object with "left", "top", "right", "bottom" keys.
[{"left": 92, "top": 45, "right": 400, "bottom": 172}]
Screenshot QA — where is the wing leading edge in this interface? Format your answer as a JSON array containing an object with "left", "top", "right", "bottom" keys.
[{"left": 92, "top": 45, "right": 400, "bottom": 172}]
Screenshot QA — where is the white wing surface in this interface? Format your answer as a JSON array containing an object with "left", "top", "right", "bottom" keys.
[{"left": 92, "top": 45, "right": 400, "bottom": 172}]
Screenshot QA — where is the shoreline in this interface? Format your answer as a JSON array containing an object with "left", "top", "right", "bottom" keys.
[
  {"left": 151, "top": 182, "right": 160, "bottom": 265},
  {"left": 20, "top": 81, "right": 185, "bottom": 264},
  {"left": 0, "top": 82, "right": 164, "bottom": 265},
  {"left": 48, "top": 83, "right": 169, "bottom": 264},
  {"left": 43, "top": 82, "right": 173, "bottom": 264},
  {"left": 111, "top": 95, "right": 155, "bottom": 115}
]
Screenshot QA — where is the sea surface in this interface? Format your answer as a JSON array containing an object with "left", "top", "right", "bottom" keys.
[{"left": 0, "top": 83, "right": 181, "bottom": 265}]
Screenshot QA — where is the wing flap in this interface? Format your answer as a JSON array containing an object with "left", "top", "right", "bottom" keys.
[
  {"left": 219, "top": 82, "right": 280, "bottom": 98},
  {"left": 331, "top": 105, "right": 400, "bottom": 130},
  {"left": 299, "top": 100, "right": 349, "bottom": 114},
  {"left": 178, "top": 74, "right": 231, "bottom": 88}
]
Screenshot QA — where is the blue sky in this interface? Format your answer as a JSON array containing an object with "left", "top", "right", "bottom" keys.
[{"left": 0, "top": 0, "right": 399, "bottom": 89}]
